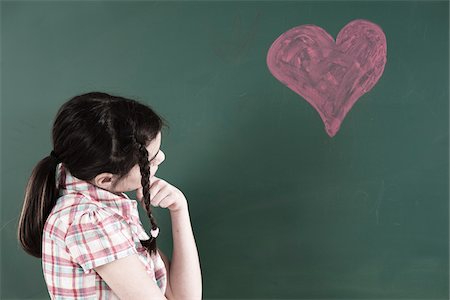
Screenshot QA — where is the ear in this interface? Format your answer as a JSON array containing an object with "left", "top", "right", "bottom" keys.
[{"left": 91, "top": 172, "right": 117, "bottom": 190}]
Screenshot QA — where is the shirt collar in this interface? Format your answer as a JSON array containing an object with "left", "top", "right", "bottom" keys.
[
  {"left": 55, "top": 163, "right": 151, "bottom": 241},
  {"left": 55, "top": 162, "right": 138, "bottom": 222}
]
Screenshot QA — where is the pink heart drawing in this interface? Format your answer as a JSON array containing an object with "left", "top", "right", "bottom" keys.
[{"left": 267, "top": 19, "right": 387, "bottom": 137}]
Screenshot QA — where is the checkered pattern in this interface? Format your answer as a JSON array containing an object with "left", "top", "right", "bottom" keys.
[{"left": 42, "top": 163, "right": 167, "bottom": 299}]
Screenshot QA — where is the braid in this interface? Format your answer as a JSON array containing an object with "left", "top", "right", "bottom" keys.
[{"left": 135, "top": 141, "right": 158, "bottom": 255}]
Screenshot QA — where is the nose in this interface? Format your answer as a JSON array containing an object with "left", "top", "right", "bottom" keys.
[{"left": 151, "top": 150, "right": 165, "bottom": 166}]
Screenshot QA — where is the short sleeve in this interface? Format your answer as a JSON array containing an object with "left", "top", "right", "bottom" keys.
[{"left": 64, "top": 208, "right": 138, "bottom": 274}]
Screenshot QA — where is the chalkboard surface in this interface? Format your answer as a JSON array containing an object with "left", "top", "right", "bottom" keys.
[{"left": 2, "top": 1, "right": 448, "bottom": 299}]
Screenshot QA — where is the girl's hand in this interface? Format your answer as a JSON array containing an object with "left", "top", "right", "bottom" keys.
[{"left": 136, "top": 176, "right": 188, "bottom": 213}]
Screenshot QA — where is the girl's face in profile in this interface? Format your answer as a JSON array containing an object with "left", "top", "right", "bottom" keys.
[
  {"left": 92, "top": 132, "right": 165, "bottom": 193},
  {"left": 120, "top": 131, "right": 165, "bottom": 192}
]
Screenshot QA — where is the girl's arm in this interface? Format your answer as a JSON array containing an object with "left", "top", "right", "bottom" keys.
[
  {"left": 95, "top": 254, "right": 167, "bottom": 300},
  {"left": 138, "top": 177, "right": 202, "bottom": 299},
  {"left": 168, "top": 206, "right": 202, "bottom": 299}
]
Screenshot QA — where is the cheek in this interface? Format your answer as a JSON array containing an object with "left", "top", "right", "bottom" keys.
[
  {"left": 130, "top": 165, "right": 153, "bottom": 187},
  {"left": 122, "top": 166, "right": 143, "bottom": 190},
  {"left": 132, "top": 168, "right": 143, "bottom": 184}
]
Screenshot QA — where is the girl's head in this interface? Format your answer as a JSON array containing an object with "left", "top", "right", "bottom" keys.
[
  {"left": 91, "top": 131, "right": 165, "bottom": 194},
  {"left": 17, "top": 92, "right": 168, "bottom": 258}
]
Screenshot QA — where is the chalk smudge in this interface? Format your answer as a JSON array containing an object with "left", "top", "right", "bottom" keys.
[{"left": 267, "top": 19, "right": 387, "bottom": 137}]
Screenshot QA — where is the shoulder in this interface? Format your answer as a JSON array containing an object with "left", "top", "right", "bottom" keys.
[
  {"left": 51, "top": 192, "right": 116, "bottom": 225},
  {"left": 63, "top": 206, "right": 138, "bottom": 274},
  {"left": 44, "top": 193, "right": 107, "bottom": 249},
  {"left": 46, "top": 193, "right": 126, "bottom": 240}
]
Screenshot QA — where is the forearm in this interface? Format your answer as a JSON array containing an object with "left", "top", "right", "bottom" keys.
[{"left": 169, "top": 207, "right": 202, "bottom": 299}]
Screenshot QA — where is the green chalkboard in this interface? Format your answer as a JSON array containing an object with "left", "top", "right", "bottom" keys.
[{"left": 2, "top": 1, "right": 448, "bottom": 299}]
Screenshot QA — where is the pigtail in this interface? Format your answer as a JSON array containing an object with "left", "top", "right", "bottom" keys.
[
  {"left": 135, "top": 141, "right": 159, "bottom": 255},
  {"left": 17, "top": 155, "right": 60, "bottom": 258}
]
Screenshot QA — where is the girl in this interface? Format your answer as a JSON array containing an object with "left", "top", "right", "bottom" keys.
[{"left": 17, "top": 92, "right": 202, "bottom": 299}]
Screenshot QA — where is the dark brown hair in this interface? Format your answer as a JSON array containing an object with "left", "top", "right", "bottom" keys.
[{"left": 17, "top": 92, "right": 169, "bottom": 258}]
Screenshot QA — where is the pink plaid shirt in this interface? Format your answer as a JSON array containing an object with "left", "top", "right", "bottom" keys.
[{"left": 42, "top": 163, "right": 167, "bottom": 299}]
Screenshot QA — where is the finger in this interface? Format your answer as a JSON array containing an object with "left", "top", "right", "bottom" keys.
[
  {"left": 149, "top": 184, "right": 162, "bottom": 201},
  {"left": 151, "top": 186, "right": 170, "bottom": 207},
  {"left": 158, "top": 196, "right": 173, "bottom": 209},
  {"left": 152, "top": 176, "right": 163, "bottom": 182},
  {"left": 150, "top": 176, "right": 162, "bottom": 184},
  {"left": 151, "top": 190, "right": 168, "bottom": 207},
  {"left": 149, "top": 177, "right": 163, "bottom": 192},
  {"left": 137, "top": 185, "right": 155, "bottom": 203},
  {"left": 149, "top": 178, "right": 167, "bottom": 201},
  {"left": 150, "top": 177, "right": 167, "bottom": 189}
]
